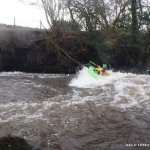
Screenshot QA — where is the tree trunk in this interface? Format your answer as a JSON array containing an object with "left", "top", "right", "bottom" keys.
[{"left": 131, "top": 0, "right": 138, "bottom": 43}]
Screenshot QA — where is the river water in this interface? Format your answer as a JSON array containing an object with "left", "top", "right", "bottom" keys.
[{"left": 0, "top": 67, "right": 150, "bottom": 150}]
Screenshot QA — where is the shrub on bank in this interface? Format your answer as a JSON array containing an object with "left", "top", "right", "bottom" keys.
[{"left": 0, "top": 137, "right": 32, "bottom": 150}]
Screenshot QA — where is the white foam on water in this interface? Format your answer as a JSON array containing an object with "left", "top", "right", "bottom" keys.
[
  {"left": 111, "top": 74, "right": 150, "bottom": 108},
  {"left": 0, "top": 101, "right": 59, "bottom": 123},
  {"left": 69, "top": 67, "right": 150, "bottom": 109},
  {"left": 0, "top": 71, "right": 149, "bottom": 124},
  {"left": 0, "top": 71, "right": 68, "bottom": 78},
  {"left": 69, "top": 67, "right": 127, "bottom": 88},
  {"left": 0, "top": 71, "right": 24, "bottom": 76},
  {"left": 38, "top": 74, "right": 68, "bottom": 78}
]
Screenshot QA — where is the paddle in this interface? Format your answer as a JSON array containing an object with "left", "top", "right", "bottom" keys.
[{"left": 89, "top": 61, "right": 99, "bottom": 67}]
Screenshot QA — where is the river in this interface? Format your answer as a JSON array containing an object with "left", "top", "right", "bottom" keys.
[{"left": 0, "top": 68, "right": 150, "bottom": 150}]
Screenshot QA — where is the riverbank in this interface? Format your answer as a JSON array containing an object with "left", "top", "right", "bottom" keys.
[{"left": 0, "top": 24, "right": 149, "bottom": 74}]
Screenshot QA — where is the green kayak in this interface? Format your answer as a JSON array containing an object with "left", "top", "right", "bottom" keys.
[{"left": 87, "top": 66, "right": 100, "bottom": 79}]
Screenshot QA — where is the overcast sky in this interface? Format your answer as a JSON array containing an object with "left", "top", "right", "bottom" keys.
[{"left": 0, "top": 0, "right": 48, "bottom": 28}]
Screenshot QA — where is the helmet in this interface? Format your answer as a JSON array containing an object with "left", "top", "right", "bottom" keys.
[{"left": 103, "top": 64, "right": 107, "bottom": 69}]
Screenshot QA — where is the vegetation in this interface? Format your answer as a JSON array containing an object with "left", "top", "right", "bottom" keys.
[
  {"left": 0, "top": 0, "right": 150, "bottom": 73},
  {"left": 34, "top": 0, "right": 150, "bottom": 32},
  {"left": 0, "top": 136, "right": 32, "bottom": 150}
]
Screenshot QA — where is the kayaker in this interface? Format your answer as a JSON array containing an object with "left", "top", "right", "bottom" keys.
[
  {"left": 84, "top": 61, "right": 109, "bottom": 76},
  {"left": 95, "top": 64, "right": 109, "bottom": 76}
]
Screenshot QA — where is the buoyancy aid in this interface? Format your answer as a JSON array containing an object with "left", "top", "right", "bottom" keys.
[
  {"left": 96, "top": 66, "right": 109, "bottom": 75},
  {"left": 96, "top": 66, "right": 105, "bottom": 72}
]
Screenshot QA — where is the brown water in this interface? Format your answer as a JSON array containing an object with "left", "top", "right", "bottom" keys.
[{"left": 0, "top": 70, "right": 150, "bottom": 150}]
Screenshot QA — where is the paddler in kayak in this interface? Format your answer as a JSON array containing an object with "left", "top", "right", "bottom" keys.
[
  {"left": 86, "top": 61, "right": 110, "bottom": 76},
  {"left": 95, "top": 64, "right": 109, "bottom": 76}
]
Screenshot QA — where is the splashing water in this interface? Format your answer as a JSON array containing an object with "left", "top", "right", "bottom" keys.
[
  {"left": 0, "top": 71, "right": 150, "bottom": 150},
  {"left": 69, "top": 67, "right": 150, "bottom": 109},
  {"left": 69, "top": 67, "right": 127, "bottom": 88}
]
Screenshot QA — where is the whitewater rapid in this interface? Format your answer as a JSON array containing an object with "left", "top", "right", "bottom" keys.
[
  {"left": 69, "top": 67, "right": 127, "bottom": 88},
  {"left": 69, "top": 67, "right": 150, "bottom": 108},
  {"left": 0, "top": 70, "right": 150, "bottom": 150}
]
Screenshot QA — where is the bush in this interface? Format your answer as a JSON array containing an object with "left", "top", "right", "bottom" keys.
[{"left": 0, "top": 137, "right": 32, "bottom": 150}]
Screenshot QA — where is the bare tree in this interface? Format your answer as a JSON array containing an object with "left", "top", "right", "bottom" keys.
[
  {"left": 112, "top": 0, "right": 130, "bottom": 27},
  {"left": 20, "top": 0, "right": 65, "bottom": 29},
  {"left": 64, "top": 0, "right": 110, "bottom": 31},
  {"left": 63, "top": 0, "right": 132, "bottom": 31},
  {"left": 20, "top": 0, "right": 150, "bottom": 32},
  {"left": 41, "top": 0, "right": 63, "bottom": 28}
]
